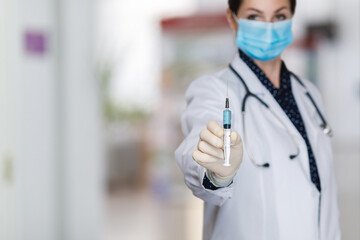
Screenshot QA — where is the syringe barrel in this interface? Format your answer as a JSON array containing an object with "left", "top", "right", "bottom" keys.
[{"left": 223, "top": 109, "right": 231, "bottom": 129}]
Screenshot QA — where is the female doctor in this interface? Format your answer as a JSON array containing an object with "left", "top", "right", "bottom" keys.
[{"left": 174, "top": 0, "right": 341, "bottom": 239}]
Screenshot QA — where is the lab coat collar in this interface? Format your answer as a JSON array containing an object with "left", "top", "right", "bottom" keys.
[
  {"left": 237, "top": 48, "right": 292, "bottom": 97},
  {"left": 230, "top": 50, "right": 313, "bottom": 116},
  {"left": 230, "top": 51, "right": 316, "bottom": 122},
  {"left": 230, "top": 51, "right": 301, "bottom": 97}
]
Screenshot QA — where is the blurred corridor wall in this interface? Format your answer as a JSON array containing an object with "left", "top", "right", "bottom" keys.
[
  {"left": 0, "top": 0, "right": 22, "bottom": 239},
  {"left": 59, "top": 0, "right": 104, "bottom": 239},
  {"left": 0, "top": 0, "right": 104, "bottom": 239}
]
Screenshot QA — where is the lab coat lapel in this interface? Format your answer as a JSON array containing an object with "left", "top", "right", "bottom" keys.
[
  {"left": 291, "top": 77, "right": 323, "bottom": 188},
  {"left": 230, "top": 53, "right": 312, "bottom": 181},
  {"left": 291, "top": 76, "right": 319, "bottom": 151},
  {"left": 258, "top": 79, "right": 312, "bottom": 183}
]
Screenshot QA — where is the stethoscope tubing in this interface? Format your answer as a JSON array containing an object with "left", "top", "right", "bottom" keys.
[{"left": 228, "top": 64, "right": 332, "bottom": 168}]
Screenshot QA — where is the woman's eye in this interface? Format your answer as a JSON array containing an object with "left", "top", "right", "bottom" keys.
[
  {"left": 276, "top": 14, "right": 286, "bottom": 20},
  {"left": 247, "top": 14, "right": 258, "bottom": 20}
]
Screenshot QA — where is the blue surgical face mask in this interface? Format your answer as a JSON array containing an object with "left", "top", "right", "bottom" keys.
[{"left": 235, "top": 18, "right": 293, "bottom": 61}]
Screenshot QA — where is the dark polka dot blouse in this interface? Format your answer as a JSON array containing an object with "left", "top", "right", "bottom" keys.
[{"left": 239, "top": 49, "right": 321, "bottom": 192}]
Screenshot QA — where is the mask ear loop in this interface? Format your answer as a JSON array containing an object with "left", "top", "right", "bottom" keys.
[
  {"left": 231, "top": 13, "right": 239, "bottom": 41},
  {"left": 232, "top": 13, "right": 238, "bottom": 21}
]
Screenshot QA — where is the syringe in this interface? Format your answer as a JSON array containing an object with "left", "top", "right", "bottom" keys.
[{"left": 223, "top": 97, "right": 231, "bottom": 166}]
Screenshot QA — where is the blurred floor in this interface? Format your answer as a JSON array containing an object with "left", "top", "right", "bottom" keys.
[
  {"left": 104, "top": 143, "right": 359, "bottom": 240},
  {"left": 334, "top": 143, "right": 360, "bottom": 240},
  {"left": 104, "top": 186, "right": 203, "bottom": 240}
]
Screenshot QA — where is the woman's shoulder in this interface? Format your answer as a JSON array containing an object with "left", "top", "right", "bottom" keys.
[
  {"left": 191, "top": 68, "right": 229, "bottom": 85},
  {"left": 186, "top": 68, "right": 229, "bottom": 94},
  {"left": 184, "top": 74, "right": 222, "bottom": 103},
  {"left": 188, "top": 66, "right": 241, "bottom": 91},
  {"left": 184, "top": 67, "right": 244, "bottom": 114},
  {"left": 185, "top": 62, "right": 250, "bottom": 104}
]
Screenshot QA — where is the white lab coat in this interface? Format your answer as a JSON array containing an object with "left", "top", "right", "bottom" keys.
[{"left": 174, "top": 52, "right": 341, "bottom": 240}]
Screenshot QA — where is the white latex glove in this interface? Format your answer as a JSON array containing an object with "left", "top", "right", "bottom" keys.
[{"left": 192, "top": 120, "right": 243, "bottom": 187}]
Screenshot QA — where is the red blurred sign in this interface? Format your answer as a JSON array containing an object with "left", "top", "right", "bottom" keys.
[{"left": 161, "top": 13, "right": 229, "bottom": 32}]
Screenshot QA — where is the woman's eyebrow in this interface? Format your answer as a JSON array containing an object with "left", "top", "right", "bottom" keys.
[
  {"left": 246, "top": 8, "right": 263, "bottom": 14},
  {"left": 275, "top": 6, "right": 288, "bottom": 12}
]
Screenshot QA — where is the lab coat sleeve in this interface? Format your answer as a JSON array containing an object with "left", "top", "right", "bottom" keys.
[{"left": 174, "top": 74, "right": 235, "bottom": 206}]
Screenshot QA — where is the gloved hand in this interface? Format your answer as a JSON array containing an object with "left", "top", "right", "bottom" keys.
[{"left": 192, "top": 120, "right": 243, "bottom": 187}]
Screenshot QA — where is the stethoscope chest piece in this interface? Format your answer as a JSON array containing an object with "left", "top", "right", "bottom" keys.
[{"left": 321, "top": 124, "right": 333, "bottom": 137}]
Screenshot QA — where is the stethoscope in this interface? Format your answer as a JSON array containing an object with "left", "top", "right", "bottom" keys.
[{"left": 229, "top": 64, "right": 333, "bottom": 168}]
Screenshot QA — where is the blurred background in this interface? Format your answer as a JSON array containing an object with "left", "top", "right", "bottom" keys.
[{"left": 0, "top": 0, "right": 359, "bottom": 239}]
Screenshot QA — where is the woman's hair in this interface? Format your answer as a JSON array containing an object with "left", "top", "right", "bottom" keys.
[{"left": 228, "top": 0, "right": 297, "bottom": 15}]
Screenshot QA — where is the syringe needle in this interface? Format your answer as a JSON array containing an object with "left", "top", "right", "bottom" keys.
[{"left": 227, "top": 79, "right": 229, "bottom": 97}]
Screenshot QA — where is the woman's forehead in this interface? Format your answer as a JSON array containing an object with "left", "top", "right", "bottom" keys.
[{"left": 239, "top": 0, "right": 291, "bottom": 12}]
